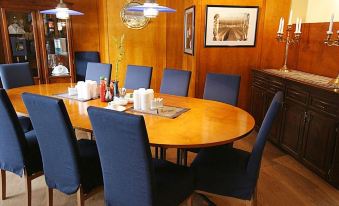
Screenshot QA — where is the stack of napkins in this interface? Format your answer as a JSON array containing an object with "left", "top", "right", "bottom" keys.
[
  {"left": 133, "top": 88, "right": 154, "bottom": 111},
  {"left": 74, "top": 81, "right": 98, "bottom": 100}
]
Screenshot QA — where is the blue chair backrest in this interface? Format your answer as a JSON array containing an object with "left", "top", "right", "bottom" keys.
[
  {"left": 124, "top": 65, "right": 153, "bottom": 90},
  {"left": 88, "top": 107, "right": 155, "bottom": 206},
  {"left": 247, "top": 92, "right": 283, "bottom": 178},
  {"left": 85, "top": 62, "right": 112, "bottom": 83},
  {"left": 22, "top": 93, "right": 81, "bottom": 194},
  {"left": 203, "top": 73, "right": 241, "bottom": 106},
  {"left": 160, "top": 68, "right": 191, "bottom": 97},
  {"left": 0, "top": 89, "right": 27, "bottom": 176},
  {"left": 75, "top": 52, "right": 100, "bottom": 81},
  {"left": 0, "top": 63, "right": 34, "bottom": 90}
]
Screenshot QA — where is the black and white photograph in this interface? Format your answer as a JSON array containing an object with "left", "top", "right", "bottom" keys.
[{"left": 205, "top": 5, "right": 259, "bottom": 47}]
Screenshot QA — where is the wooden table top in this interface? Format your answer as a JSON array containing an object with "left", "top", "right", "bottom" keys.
[{"left": 7, "top": 83, "right": 255, "bottom": 149}]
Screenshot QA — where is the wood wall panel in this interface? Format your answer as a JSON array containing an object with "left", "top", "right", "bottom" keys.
[
  {"left": 197, "top": 0, "right": 265, "bottom": 109},
  {"left": 296, "top": 22, "right": 339, "bottom": 78},
  {"left": 166, "top": 0, "right": 197, "bottom": 97},
  {"left": 69, "top": 0, "right": 100, "bottom": 52},
  {"left": 100, "top": 0, "right": 167, "bottom": 91},
  {"left": 259, "top": 0, "right": 291, "bottom": 69}
]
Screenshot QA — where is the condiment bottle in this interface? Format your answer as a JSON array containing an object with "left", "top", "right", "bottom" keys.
[{"left": 100, "top": 76, "right": 106, "bottom": 102}]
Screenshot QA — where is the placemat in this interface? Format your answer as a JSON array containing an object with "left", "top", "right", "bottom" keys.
[
  {"left": 128, "top": 105, "right": 190, "bottom": 119},
  {"left": 54, "top": 93, "right": 98, "bottom": 102}
]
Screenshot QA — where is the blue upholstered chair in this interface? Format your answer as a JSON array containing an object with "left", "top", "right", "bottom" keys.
[
  {"left": 0, "top": 63, "right": 34, "bottom": 133},
  {"left": 0, "top": 89, "right": 43, "bottom": 205},
  {"left": 0, "top": 63, "right": 34, "bottom": 90},
  {"left": 124, "top": 65, "right": 153, "bottom": 90},
  {"left": 191, "top": 91, "right": 283, "bottom": 205},
  {"left": 22, "top": 93, "right": 103, "bottom": 206},
  {"left": 75, "top": 52, "right": 100, "bottom": 81},
  {"left": 85, "top": 62, "right": 112, "bottom": 83},
  {"left": 203, "top": 73, "right": 241, "bottom": 105},
  {"left": 183, "top": 73, "right": 242, "bottom": 160},
  {"left": 160, "top": 68, "right": 191, "bottom": 97},
  {"left": 88, "top": 107, "right": 194, "bottom": 206}
]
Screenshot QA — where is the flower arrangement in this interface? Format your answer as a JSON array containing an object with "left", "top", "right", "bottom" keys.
[{"left": 113, "top": 34, "right": 125, "bottom": 82}]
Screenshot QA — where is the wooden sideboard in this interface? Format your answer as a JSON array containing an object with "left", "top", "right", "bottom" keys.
[{"left": 250, "top": 69, "right": 339, "bottom": 188}]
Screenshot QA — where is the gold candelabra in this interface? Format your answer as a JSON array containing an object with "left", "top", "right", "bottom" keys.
[
  {"left": 324, "top": 31, "right": 339, "bottom": 88},
  {"left": 276, "top": 25, "right": 302, "bottom": 72}
]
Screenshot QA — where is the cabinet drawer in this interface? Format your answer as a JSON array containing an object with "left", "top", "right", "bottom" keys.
[
  {"left": 286, "top": 86, "right": 308, "bottom": 105},
  {"left": 310, "top": 96, "right": 339, "bottom": 116},
  {"left": 267, "top": 77, "right": 284, "bottom": 93},
  {"left": 253, "top": 74, "right": 266, "bottom": 88}
]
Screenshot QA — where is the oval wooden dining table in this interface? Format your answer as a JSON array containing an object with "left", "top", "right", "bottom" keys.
[{"left": 7, "top": 83, "right": 255, "bottom": 149}]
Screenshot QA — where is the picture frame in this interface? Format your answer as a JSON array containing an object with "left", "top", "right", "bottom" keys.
[
  {"left": 184, "top": 6, "right": 195, "bottom": 55},
  {"left": 204, "top": 5, "right": 259, "bottom": 47}
]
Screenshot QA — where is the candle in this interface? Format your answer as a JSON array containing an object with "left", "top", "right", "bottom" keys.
[
  {"left": 328, "top": 14, "right": 335, "bottom": 33},
  {"left": 288, "top": 10, "right": 293, "bottom": 26},
  {"left": 281, "top": 18, "right": 285, "bottom": 34},
  {"left": 295, "top": 18, "right": 299, "bottom": 33},
  {"left": 278, "top": 17, "right": 283, "bottom": 33},
  {"left": 298, "top": 18, "right": 302, "bottom": 33}
]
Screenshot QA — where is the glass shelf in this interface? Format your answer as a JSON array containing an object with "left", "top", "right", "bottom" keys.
[
  {"left": 42, "top": 14, "right": 70, "bottom": 78},
  {"left": 6, "top": 11, "right": 39, "bottom": 77}
]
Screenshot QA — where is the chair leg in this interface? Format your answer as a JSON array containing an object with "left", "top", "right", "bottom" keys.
[
  {"left": 155, "top": 147, "right": 159, "bottom": 159},
  {"left": 160, "top": 148, "right": 167, "bottom": 160},
  {"left": 77, "top": 186, "right": 85, "bottom": 206},
  {"left": 1, "top": 170, "right": 6, "bottom": 200},
  {"left": 24, "top": 172, "right": 32, "bottom": 206},
  {"left": 47, "top": 188, "right": 53, "bottom": 206},
  {"left": 186, "top": 195, "right": 193, "bottom": 206},
  {"left": 245, "top": 187, "right": 257, "bottom": 206}
]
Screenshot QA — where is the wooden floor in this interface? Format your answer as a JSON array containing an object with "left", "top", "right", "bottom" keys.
[{"left": 1, "top": 131, "right": 339, "bottom": 206}]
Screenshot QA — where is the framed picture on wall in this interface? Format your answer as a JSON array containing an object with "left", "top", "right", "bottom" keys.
[
  {"left": 204, "top": 5, "right": 259, "bottom": 47},
  {"left": 184, "top": 6, "right": 195, "bottom": 55}
]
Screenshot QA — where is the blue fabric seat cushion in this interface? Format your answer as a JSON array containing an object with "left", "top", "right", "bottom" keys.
[
  {"left": 191, "top": 147, "right": 256, "bottom": 200},
  {"left": 153, "top": 159, "right": 194, "bottom": 206},
  {"left": 77, "top": 139, "right": 103, "bottom": 194},
  {"left": 24, "top": 130, "right": 43, "bottom": 176},
  {"left": 18, "top": 116, "right": 32, "bottom": 133}
]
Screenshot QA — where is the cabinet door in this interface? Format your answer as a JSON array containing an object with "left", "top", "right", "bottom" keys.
[
  {"left": 266, "top": 91, "right": 283, "bottom": 145},
  {"left": 250, "top": 85, "right": 265, "bottom": 130},
  {"left": 0, "top": 9, "right": 43, "bottom": 84},
  {"left": 38, "top": 14, "right": 74, "bottom": 83},
  {"left": 280, "top": 100, "right": 306, "bottom": 158},
  {"left": 302, "top": 111, "right": 337, "bottom": 178},
  {"left": 330, "top": 127, "right": 339, "bottom": 187}
]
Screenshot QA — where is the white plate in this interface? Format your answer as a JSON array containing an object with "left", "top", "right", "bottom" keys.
[{"left": 104, "top": 105, "right": 126, "bottom": 112}]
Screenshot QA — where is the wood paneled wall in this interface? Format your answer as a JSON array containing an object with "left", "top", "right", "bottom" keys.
[
  {"left": 166, "top": 0, "right": 291, "bottom": 109},
  {"left": 97, "top": 0, "right": 167, "bottom": 91},
  {"left": 96, "top": 0, "right": 292, "bottom": 110},
  {"left": 294, "top": 22, "right": 339, "bottom": 78},
  {"left": 69, "top": 0, "right": 100, "bottom": 52}
]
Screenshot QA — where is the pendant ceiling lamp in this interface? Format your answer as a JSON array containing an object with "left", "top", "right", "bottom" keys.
[
  {"left": 40, "top": 0, "right": 84, "bottom": 20},
  {"left": 126, "top": 0, "right": 175, "bottom": 18}
]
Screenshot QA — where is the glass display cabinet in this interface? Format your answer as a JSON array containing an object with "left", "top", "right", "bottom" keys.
[
  {"left": 0, "top": 3, "right": 75, "bottom": 85},
  {"left": 38, "top": 14, "right": 74, "bottom": 83}
]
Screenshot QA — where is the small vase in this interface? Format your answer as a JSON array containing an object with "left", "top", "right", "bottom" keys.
[{"left": 113, "top": 81, "right": 120, "bottom": 97}]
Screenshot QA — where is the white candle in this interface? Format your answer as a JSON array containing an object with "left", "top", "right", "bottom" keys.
[
  {"left": 281, "top": 18, "right": 285, "bottom": 34},
  {"left": 295, "top": 18, "right": 299, "bottom": 33},
  {"left": 298, "top": 18, "right": 302, "bottom": 33},
  {"left": 278, "top": 17, "right": 283, "bottom": 33},
  {"left": 328, "top": 14, "right": 335, "bottom": 33},
  {"left": 288, "top": 10, "right": 293, "bottom": 25}
]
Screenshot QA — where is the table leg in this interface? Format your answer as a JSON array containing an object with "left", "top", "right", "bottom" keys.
[{"left": 195, "top": 192, "right": 217, "bottom": 206}]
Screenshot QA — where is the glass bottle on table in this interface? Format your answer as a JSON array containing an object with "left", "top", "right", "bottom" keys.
[{"left": 100, "top": 76, "right": 106, "bottom": 102}]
